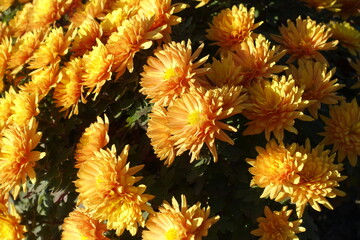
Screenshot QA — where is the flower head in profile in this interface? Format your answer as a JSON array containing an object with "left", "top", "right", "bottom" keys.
[
  {"left": 251, "top": 206, "right": 305, "bottom": 240},
  {"left": 289, "top": 140, "right": 347, "bottom": 217},
  {"left": 70, "top": 0, "right": 109, "bottom": 26},
  {"left": 167, "top": 86, "right": 248, "bottom": 162},
  {"left": 142, "top": 195, "right": 219, "bottom": 240},
  {"left": 8, "top": 3, "right": 33, "bottom": 37},
  {"left": 0, "top": 118, "right": 45, "bottom": 198},
  {"left": 206, "top": 4, "right": 263, "bottom": 52},
  {"left": 8, "top": 91, "right": 39, "bottom": 127},
  {"left": 242, "top": 76, "right": 313, "bottom": 142},
  {"left": 231, "top": 35, "right": 287, "bottom": 87},
  {"left": 0, "top": 38, "right": 12, "bottom": 89},
  {"left": 30, "top": 0, "right": 62, "bottom": 30},
  {"left": 140, "top": 40, "right": 209, "bottom": 107},
  {"left": 75, "top": 145, "right": 154, "bottom": 236},
  {"left": 246, "top": 140, "right": 306, "bottom": 201},
  {"left": 287, "top": 59, "right": 344, "bottom": 118},
  {"left": 74, "top": 115, "right": 109, "bottom": 167},
  {"left": 0, "top": 203, "right": 27, "bottom": 240},
  {"left": 0, "top": 22, "right": 10, "bottom": 41},
  {"left": 0, "top": 87, "right": 17, "bottom": 132},
  {"left": 329, "top": 21, "right": 360, "bottom": 56},
  {"left": 271, "top": 16, "right": 338, "bottom": 63},
  {"left": 61, "top": 208, "right": 110, "bottom": 240},
  {"left": 100, "top": 6, "right": 137, "bottom": 38},
  {"left": 320, "top": 99, "right": 360, "bottom": 166},
  {"left": 53, "top": 58, "right": 85, "bottom": 118},
  {"left": 299, "top": 0, "right": 340, "bottom": 12}
]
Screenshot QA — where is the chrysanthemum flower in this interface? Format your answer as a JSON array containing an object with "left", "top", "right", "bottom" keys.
[
  {"left": 320, "top": 99, "right": 360, "bottom": 166},
  {"left": 61, "top": 208, "right": 110, "bottom": 240},
  {"left": 29, "top": 0, "right": 62, "bottom": 30},
  {"left": 70, "top": 0, "right": 110, "bottom": 26},
  {"left": 329, "top": 21, "right": 360, "bottom": 56},
  {"left": 287, "top": 59, "right": 344, "bottom": 118},
  {"left": 335, "top": 0, "right": 360, "bottom": 19},
  {"left": 0, "top": 0, "right": 15, "bottom": 12},
  {"left": 246, "top": 140, "right": 306, "bottom": 201},
  {"left": 0, "top": 22, "right": 10, "bottom": 41},
  {"left": 206, "top": 4, "right": 263, "bottom": 52},
  {"left": 75, "top": 145, "right": 154, "bottom": 236},
  {"left": 0, "top": 118, "right": 45, "bottom": 198},
  {"left": 251, "top": 206, "right": 305, "bottom": 240},
  {"left": 147, "top": 105, "right": 176, "bottom": 166},
  {"left": 71, "top": 17, "right": 102, "bottom": 56},
  {"left": 167, "top": 86, "right": 248, "bottom": 162},
  {"left": 0, "top": 203, "right": 27, "bottom": 240},
  {"left": 20, "top": 63, "right": 60, "bottom": 99},
  {"left": 8, "top": 3, "right": 33, "bottom": 37},
  {"left": 299, "top": 0, "right": 340, "bottom": 12},
  {"left": 230, "top": 35, "right": 287, "bottom": 87},
  {"left": 271, "top": 16, "right": 338, "bottom": 64},
  {"left": 142, "top": 195, "right": 219, "bottom": 240},
  {"left": 53, "top": 58, "right": 85, "bottom": 117},
  {"left": 28, "top": 26, "right": 76, "bottom": 69},
  {"left": 74, "top": 115, "right": 109, "bottom": 167},
  {"left": 139, "top": 0, "right": 188, "bottom": 43},
  {"left": 8, "top": 29, "right": 46, "bottom": 75},
  {"left": 100, "top": 6, "right": 137, "bottom": 38},
  {"left": 204, "top": 54, "right": 244, "bottom": 87},
  {"left": 139, "top": 40, "right": 209, "bottom": 107},
  {"left": 290, "top": 140, "right": 347, "bottom": 218},
  {"left": 0, "top": 38, "right": 12, "bottom": 90},
  {"left": 106, "top": 14, "right": 164, "bottom": 78},
  {"left": 0, "top": 87, "right": 17, "bottom": 132},
  {"left": 82, "top": 39, "right": 114, "bottom": 99},
  {"left": 242, "top": 76, "right": 313, "bottom": 142},
  {"left": 8, "top": 91, "right": 39, "bottom": 127}
]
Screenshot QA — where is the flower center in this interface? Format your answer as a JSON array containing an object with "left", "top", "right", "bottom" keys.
[
  {"left": 165, "top": 228, "right": 182, "bottom": 240},
  {"left": 187, "top": 111, "right": 206, "bottom": 126},
  {"left": 163, "top": 68, "right": 177, "bottom": 81}
]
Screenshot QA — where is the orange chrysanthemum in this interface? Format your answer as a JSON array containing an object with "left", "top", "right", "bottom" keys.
[
  {"left": 194, "top": 0, "right": 210, "bottom": 8},
  {"left": 0, "top": 38, "right": 12, "bottom": 89},
  {"left": 251, "top": 206, "right": 305, "bottom": 240},
  {"left": 299, "top": 0, "right": 340, "bottom": 12},
  {"left": 75, "top": 145, "right": 154, "bottom": 236},
  {"left": 70, "top": 0, "right": 110, "bottom": 26},
  {"left": 0, "top": 203, "right": 27, "bottom": 240},
  {"left": 204, "top": 54, "right": 244, "bottom": 87},
  {"left": 350, "top": 59, "right": 360, "bottom": 89},
  {"left": 71, "top": 17, "right": 102, "bottom": 57},
  {"left": 61, "top": 208, "right": 110, "bottom": 240},
  {"left": 106, "top": 14, "right": 164, "bottom": 78},
  {"left": 287, "top": 140, "right": 347, "bottom": 218},
  {"left": 29, "top": 0, "right": 63, "bottom": 30},
  {"left": 0, "top": 118, "right": 45, "bottom": 198},
  {"left": 8, "top": 91, "right": 39, "bottom": 127},
  {"left": 100, "top": 6, "right": 137, "bottom": 38},
  {"left": 287, "top": 59, "right": 344, "bottom": 118},
  {"left": 206, "top": 4, "right": 263, "bottom": 52},
  {"left": 271, "top": 16, "right": 338, "bottom": 63},
  {"left": 0, "top": 22, "right": 10, "bottom": 41},
  {"left": 329, "top": 21, "right": 360, "bottom": 56},
  {"left": 230, "top": 35, "right": 287, "bottom": 87},
  {"left": 242, "top": 76, "right": 313, "bottom": 142},
  {"left": 140, "top": 40, "right": 209, "bottom": 107},
  {"left": 53, "top": 58, "right": 85, "bottom": 117},
  {"left": 74, "top": 115, "right": 109, "bottom": 167},
  {"left": 142, "top": 195, "right": 219, "bottom": 240},
  {"left": 320, "top": 99, "right": 360, "bottom": 166},
  {"left": 0, "top": 87, "right": 17, "bottom": 132},
  {"left": 246, "top": 140, "right": 306, "bottom": 201},
  {"left": 166, "top": 86, "right": 248, "bottom": 162},
  {"left": 8, "top": 3, "right": 33, "bottom": 37},
  {"left": 139, "top": 0, "right": 188, "bottom": 43}
]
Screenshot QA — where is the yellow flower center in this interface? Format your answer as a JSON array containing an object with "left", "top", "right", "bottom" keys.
[
  {"left": 187, "top": 111, "right": 206, "bottom": 126},
  {"left": 165, "top": 228, "right": 182, "bottom": 240},
  {"left": 0, "top": 217, "right": 16, "bottom": 240},
  {"left": 163, "top": 68, "right": 177, "bottom": 81}
]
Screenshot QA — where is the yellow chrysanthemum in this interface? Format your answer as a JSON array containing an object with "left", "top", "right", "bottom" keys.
[
  {"left": 299, "top": 0, "right": 340, "bottom": 12},
  {"left": 139, "top": 0, "right": 188, "bottom": 43},
  {"left": 206, "top": 4, "right": 263, "bottom": 52},
  {"left": 251, "top": 206, "right": 305, "bottom": 240},
  {"left": 287, "top": 59, "right": 344, "bottom": 118},
  {"left": 142, "top": 195, "right": 219, "bottom": 240},
  {"left": 74, "top": 115, "right": 109, "bottom": 167},
  {"left": 106, "top": 14, "right": 164, "bottom": 78},
  {"left": 8, "top": 29, "right": 47, "bottom": 75},
  {"left": 53, "top": 58, "right": 85, "bottom": 117},
  {"left": 0, "top": 87, "right": 17, "bottom": 132},
  {"left": 30, "top": 0, "right": 62, "bottom": 30},
  {"left": 8, "top": 91, "right": 39, "bottom": 127},
  {"left": 70, "top": 0, "right": 110, "bottom": 26},
  {"left": 20, "top": 63, "right": 60, "bottom": 99},
  {"left": 287, "top": 140, "right": 347, "bottom": 218},
  {"left": 271, "top": 16, "right": 338, "bottom": 64},
  {"left": 100, "top": 6, "right": 137, "bottom": 38},
  {"left": 0, "top": 203, "right": 27, "bottom": 240},
  {"left": 231, "top": 35, "right": 287, "bottom": 87},
  {"left": 8, "top": 3, "right": 33, "bottom": 37},
  {"left": 82, "top": 39, "right": 114, "bottom": 99},
  {"left": 329, "top": 21, "right": 360, "bottom": 56},
  {"left": 242, "top": 76, "right": 313, "bottom": 142},
  {"left": 61, "top": 208, "right": 110, "bottom": 240},
  {"left": 167, "top": 86, "right": 248, "bottom": 162},
  {"left": 0, "top": 38, "right": 12, "bottom": 90},
  {"left": 0, "top": 118, "right": 45, "bottom": 198},
  {"left": 28, "top": 26, "right": 76, "bottom": 69},
  {"left": 204, "top": 54, "right": 244, "bottom": 87},
  {"left": 335, "top": 0, "right": 360, "bottom": 19},
  {"left": 147, "top": 105, "right": 176, "bottom": 166},
  {"left": 71, "top": 17, "right": 102, "bottom": 57},
  {"left": 246, "top": 140, "right": 306, "bottom": 201},
  {"left": 320, "top": 99, "right": 360, "bottom": 166},
  {"left": 75, "top": 145, "right": 154, "bottom": 236},
  {"left": 0, "top": 22, "right": 10, "bottom": 41},
  {"left": 140, "top": 40, "right": 209, "bottom": 107},
  {"left": 0, "top": 0, "right": 15, "bottom": 12}
]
